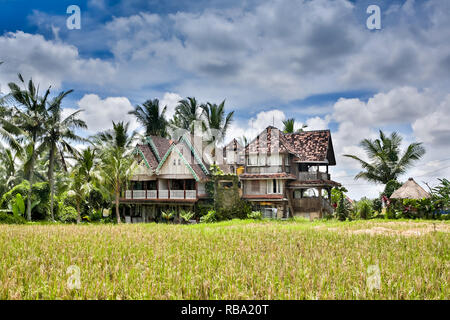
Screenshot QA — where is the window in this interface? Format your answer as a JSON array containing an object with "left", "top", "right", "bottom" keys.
[
  {"left": 178, "top": 159, "right": 181, "bottom": 166},
  {"left": 285, "top": 155, "right": 290, "bottom": 166},
  {"left": 173, "top": 159, "right": 176, "bottom": 166},
  {"left": 267, "top": 179, "right": 282, "bottom": 194}
]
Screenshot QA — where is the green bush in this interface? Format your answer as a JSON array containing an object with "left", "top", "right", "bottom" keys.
[
  {"left": 180, "top": 210, "right": 194, "bottom": 223},
  {"left": 0, "top": 181, "right": 50, "bottom": 220},
  {"left": 200, "top": 210, "right": 217, "bottom": 223},
  {"left": 216, "top": 199, "right": 252, "bottom": 221},
  {"left": 0, "top": 211, "right": 27, "bottom": 224},
  {"left": 247, "top": 211, "right": 263, "bottom": 220},
  {"left": 56, "top": 206, "right": 78, "bottom": 223},
  {"left": 356, "top": 198, "right": 374, "bottom": 219}
]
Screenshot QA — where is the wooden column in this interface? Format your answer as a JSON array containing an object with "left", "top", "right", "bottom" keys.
[{"left": 184, "top": 180, "right": 186, "bottom": 199}]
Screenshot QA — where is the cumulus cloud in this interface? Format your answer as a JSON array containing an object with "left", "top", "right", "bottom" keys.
[
  {"left": 160, "top": 92, "right": 183, "bottom": 120},
  {"left": 0, "top": 31, "right": 115, "bottom": 91},
  {"left": 63, "top": 94, "right": 138, "bottom": 133}
]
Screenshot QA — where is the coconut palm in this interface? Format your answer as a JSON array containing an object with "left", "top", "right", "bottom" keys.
[
  {"left": 344, "top": 130, "right": 426, "bottom": 185},
  {"left": 42, "top": 90, "right": 87, "bottom": 221},
  {"left": 171, "top": 97, "right": 203, "bottom": 134},
  {"left": 201, "top": 100, "right": 234, "bottom": 145},
  {"left": 128, "top": 99, "right": 168, "bottom": 138},
  {"left": 283, "top": 118, "right": 307, "bottom": 133},
  {"left": 94, "top": 122, "right": 137, "bottom": 223},
  {"left": 69, "top": 147, "right": 100, "bottom": 223},
  {"left": 8, "top": 74, "right": 51, "bottom": 220}
]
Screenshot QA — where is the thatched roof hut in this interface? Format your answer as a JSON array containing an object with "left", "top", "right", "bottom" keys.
[{"left": 390, "top": 178, "right": 431, "bottom": 200}]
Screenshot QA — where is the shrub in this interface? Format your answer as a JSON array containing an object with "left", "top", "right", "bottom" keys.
[
  {"left": 57, "top": 206, "right": 78, "bottom": 223},
  {"left": 356, "top": 198, "right": 374, "bottom": 219},
  {"left": 247, "top": 211, "right": 263, "bottom": 220},
  {"left": 0, "top": 211, "right": 27, "bottom": 224},
  {"left": 161, "top": 211, "right": 175, "bottom": 223},
  {"left": 180, "top": 210, "right": 194, "bottom": 223},
  {"left": 200, "top": 210, "right": 217, "bottom": 223},
  {"left": 216, "top": 199, "right": 252, "bottom": 221}
]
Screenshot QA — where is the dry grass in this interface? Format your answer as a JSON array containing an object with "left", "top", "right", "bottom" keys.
[{"left": 0, "top": 219, "right": 448, "bottom": 300}]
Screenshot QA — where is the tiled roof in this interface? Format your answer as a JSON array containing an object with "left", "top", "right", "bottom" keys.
[
  {"left": 245, "top": 126, "right": 335, "bottom": 165},
  {"left": 136, "top": 144, "right": 159, "bottom": 169},
  {"left": 239, "top": 173, "right": 297, "bottom": 180},
  {"left": 136, "top": 135, "right": 209, "bottom": 181},
  {"left": 284, "top": 130, "right": 333, "bottom": 164}
]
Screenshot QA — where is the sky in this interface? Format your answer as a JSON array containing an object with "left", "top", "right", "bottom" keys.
[{"left": 0, "top": 0, "right": 449, "bottom": 199}]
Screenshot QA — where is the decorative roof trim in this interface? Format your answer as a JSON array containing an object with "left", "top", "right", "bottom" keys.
[
  {"left": 180, "top": 135, "right": 209, "bottom": 175},
  {"left": 134, "top": 146, "right": 152, "bottom": 170},
  {"left": 155, "top": 143, "right": 200, "bottom": 181}
]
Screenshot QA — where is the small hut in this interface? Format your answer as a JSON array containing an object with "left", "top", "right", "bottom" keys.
[{"left": 390, "top": 178, "right": 431, "bottom": 200}]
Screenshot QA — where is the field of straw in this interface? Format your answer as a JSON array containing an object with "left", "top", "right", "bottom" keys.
[{"left": 0, "top": 219, "right": 448, "bottom": 300}]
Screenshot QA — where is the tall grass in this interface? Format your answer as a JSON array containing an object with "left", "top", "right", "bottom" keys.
[{"left": 0, "top": 220, "right": 448, "bottom": 299}]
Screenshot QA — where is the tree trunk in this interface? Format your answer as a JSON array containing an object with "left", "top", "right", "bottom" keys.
[
  {"left": 26, "top": 148, "right": 36, "bottom": 222},
  {"left": 115, "top": 186, "right": 121, "bottom": 224},
  {"left": 48, "top": 144, "right": 56, "bottom": 221},
  {"left": 76, "top": 199, "right": 81, "bottom": 224}
]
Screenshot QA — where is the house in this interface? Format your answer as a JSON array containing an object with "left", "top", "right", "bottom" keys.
[
  {"left": 120, "top": 135, "right": 211, "bottom": 223},
  {"left": 121, "top": 126, "right": 340, "bottom": 222},
  {"left": 222, "top": 138, "right": 245, "bottom": 174},
  {"left": 240, "top": 126, "right": 340, "bottom": 219}
]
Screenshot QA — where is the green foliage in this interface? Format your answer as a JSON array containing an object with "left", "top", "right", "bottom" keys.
[
  {"left": 0, "top": 181, "right": 48, "bottom": 220},
  {"left": 355, "top": 198, "right": 374, "bottom": 220},
  {"left": 11, "top": 193, "right": 25, "bottom": 217},
  {"left": 344, "top": 130, "right": 425, "bottom": 184},
  {"left": 179, "top": 210, "right": 194, "bottom": 223},
  {"left": 383, "top": 180, "right": 402, "bottom": 198},
  {"left": 200, "top": 210, "right": 217, "bottom": 223},
  {"left": 332, "top": 187, "right": 350, "bottom": 221},
  {"left": 216, "top": 199, "right": 252, "bottom": 221},
  {"left": 247, "top": 211, "right": 263, "bottom": 220},
  {"left": 56, "top": 205, "right": 78, "bottom": 223},
  {"left": 0, "top": 211, "right": 27, "bottom": 224},
  {"left": 161, "top": 211, "right": 175, "bottom": 222}
]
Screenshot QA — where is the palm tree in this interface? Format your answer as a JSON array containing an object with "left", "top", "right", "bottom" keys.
[
  {"left": 283, "top": 118, "right": 307, "bottom": 133},
  {"left": 171, "top": 97, "right": 203, "bottom": 134},
  {"left": 8, "top": 74, "right": 51, "bottom": 221},
  {"left": 69, "top": 147, "right": 100, "bottom": 223},
  {"left": 128, "top": 99, "right": 168, "bottom": 137},
  {"left": 201, "top": 100, "right": 234, "bottom": 145},
  {"left": 344, "top": 130, "right": 426, "bottom": 184},
  {"left": 94, "top": 122, "right": 137, "bottom": 223},
  {"left": 43, "top": 90, "right": 87, "bottom": 221}
]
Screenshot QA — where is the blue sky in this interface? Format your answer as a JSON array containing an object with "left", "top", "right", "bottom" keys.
[{"left": 0, "top": 0, "right": 449, "bottom": 199}]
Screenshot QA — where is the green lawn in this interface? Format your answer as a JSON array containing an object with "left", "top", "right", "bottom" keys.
[{"left": 0, "top": 219, "right": 448, "bottom": 299}]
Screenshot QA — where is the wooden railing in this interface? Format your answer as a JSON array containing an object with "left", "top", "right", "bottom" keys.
[
  {"left": 298, "top": 172, "right": 330, "bottom": 181},
  {"left": 125, "top": 190, "right": 197, "bottom": 200}
]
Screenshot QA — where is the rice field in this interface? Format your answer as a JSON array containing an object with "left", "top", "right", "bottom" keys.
[{"left": 0, "top": 219, "right": 448, "bottom": 300}]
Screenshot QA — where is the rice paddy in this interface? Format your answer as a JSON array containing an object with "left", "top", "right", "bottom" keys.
[{"left": 0, "top": 219, "right": 448, "bottom": 300}]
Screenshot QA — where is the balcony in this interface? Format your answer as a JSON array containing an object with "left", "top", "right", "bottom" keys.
[
  {"left": 124, "top": 190, "right": 197, "bottom": 200},
  {"left": 298, "top": 172, "right": 330, "bottom": 181}
]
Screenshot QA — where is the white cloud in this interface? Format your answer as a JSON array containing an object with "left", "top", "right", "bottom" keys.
[
  {"left": 63, "top": 94, "right": 138, "bottom": 133},
  {"left": 0, "top": 31, "right": 115, "bottom": 92},
  {"left": 160, "top": 92, "right": 182, "bottom": 120}
]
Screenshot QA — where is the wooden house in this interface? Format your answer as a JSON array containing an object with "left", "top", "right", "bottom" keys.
[
  {"left": 121, "top": 135, "right": 210, "bottom": 222},
  {"left": 240, "top": 126, "right": 340, "bottom": 219}
]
